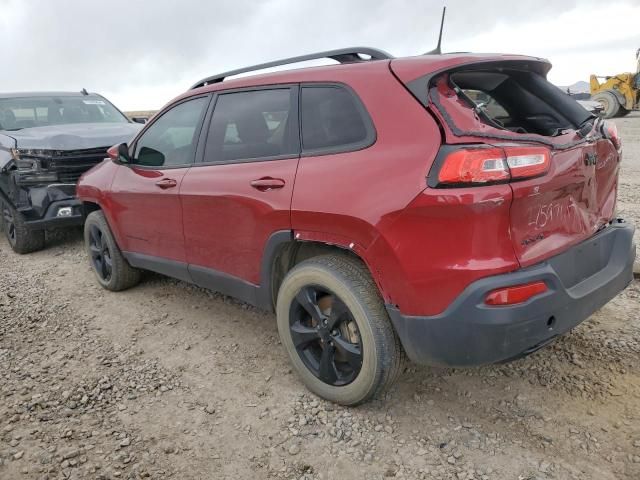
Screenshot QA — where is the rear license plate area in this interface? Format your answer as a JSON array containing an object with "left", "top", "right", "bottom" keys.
[{"left": 548, "top": 228, "right": 614, "bottom": 288}]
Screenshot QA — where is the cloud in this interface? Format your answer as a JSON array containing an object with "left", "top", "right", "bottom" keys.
[{"left": 1, "top": 0, "right": 637, "bottom": 110}]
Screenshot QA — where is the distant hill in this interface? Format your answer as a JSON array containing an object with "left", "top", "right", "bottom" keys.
[
  {"left": 125, "top": 110, "right": 158, "bottom": 120},
  {"left": 557, "top": 80, "right": 590, "bottom": 94}
]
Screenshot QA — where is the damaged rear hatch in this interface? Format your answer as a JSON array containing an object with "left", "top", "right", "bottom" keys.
[{"left": 393, "top": 56, "right": 621, "bottom": 267}]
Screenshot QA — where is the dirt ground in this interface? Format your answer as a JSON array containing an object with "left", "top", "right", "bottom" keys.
[{"left": 1, "top": 114, "right": 639, "bottom": 480}]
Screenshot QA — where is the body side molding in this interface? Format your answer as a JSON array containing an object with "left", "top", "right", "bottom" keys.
[{"left": 123, "top": 230, "right": 294, "bottom": 311}]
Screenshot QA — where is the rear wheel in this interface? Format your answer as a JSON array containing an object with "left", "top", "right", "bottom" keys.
[
  {"left": 1, "top": 202, "right": 45, "bottom": 254},
  {"left": 84, "top": 210, "right": 141, "bottom": 291},
  {"left": 276, "top": 254, "right": 405, "bottom": 405},
  {"left": 592, "top": 91, "right": 621, "bottom": 119}
]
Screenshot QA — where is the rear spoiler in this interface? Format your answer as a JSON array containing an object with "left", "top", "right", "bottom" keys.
[{"left": 399, "top": 59, "right": 551, "bottom": 108}]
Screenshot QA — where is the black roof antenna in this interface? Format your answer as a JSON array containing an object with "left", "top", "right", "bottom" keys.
[
  {"left": 425, "top": 6, "right": 446, "bottom": 55},
  {"left": 80, "top": 88, "right": 89, "bottom": 96}
]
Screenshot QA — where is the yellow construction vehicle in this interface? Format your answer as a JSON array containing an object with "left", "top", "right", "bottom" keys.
[{"left": 590, "top": 48, "right": 640, "bottom": 118}]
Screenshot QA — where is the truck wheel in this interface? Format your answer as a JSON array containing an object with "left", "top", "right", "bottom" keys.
[
  {"left": 84, "top": 210, "right": 141, "bottom": 291},
  {"left": 592, "top": 91, "right": 621, "bottom": 119},
  {"left": 1, "top": 202, "right": 45, "bottom": 254},
  {"left": 276, "top": 254, "right": 405, "bottom": 406},
  {"left": 616, "top": 107, "right": 631, "bottom": 117}
]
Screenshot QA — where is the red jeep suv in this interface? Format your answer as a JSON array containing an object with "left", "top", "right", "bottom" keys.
[{"left": 77, "top": 48, "right": 636, "bottom": 405}]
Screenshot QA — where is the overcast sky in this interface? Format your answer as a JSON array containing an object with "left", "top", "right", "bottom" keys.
[{"left": 2, "top": 0, "right": 639, "bottom": 111}]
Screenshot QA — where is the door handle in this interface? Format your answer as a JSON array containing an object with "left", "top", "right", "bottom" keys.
[
  {"left": 250, "top": 177, "right": 285, "bottom": 191},
  {"left": 155, "top": 178, "right": 178, "bottom": 189}
]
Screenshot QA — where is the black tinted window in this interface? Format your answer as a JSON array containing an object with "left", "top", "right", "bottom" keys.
[
  {"left": 301, "top": 86, "right": 371, "bottom": 151},
  {"left": 134, "top": 97, "right": 208, "bottom": 167},
  {"left": 205, "top": 89, "right": 296, "bottom": 163}
]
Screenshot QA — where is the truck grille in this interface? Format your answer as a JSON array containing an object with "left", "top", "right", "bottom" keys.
[{"left": 47, "top": 147, "right": 109, "bottom": 184}]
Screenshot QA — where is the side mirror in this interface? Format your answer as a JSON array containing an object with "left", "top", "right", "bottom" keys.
[
  {"left": 107, "top": 143, "right": 130, "bottom": 164},
  {"left": 131, "top": 116, "right": 148, "bottom": 124}
]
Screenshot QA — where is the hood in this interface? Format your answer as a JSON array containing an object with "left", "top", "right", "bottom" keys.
[{"left": 1, "top": 122, "right": 142, "bottom": 150}]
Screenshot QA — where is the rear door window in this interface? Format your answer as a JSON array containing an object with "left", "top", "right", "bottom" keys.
[
  {"left": 203, "top": 88, "right": 298, "bottom": 163},
  {"left": 300, "top": 85, "right": 375, "bottom": 153}
]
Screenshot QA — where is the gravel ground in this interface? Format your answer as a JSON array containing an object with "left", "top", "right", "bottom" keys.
[{"left": 1, "top": 114, "right": 639, "bottom": 480}]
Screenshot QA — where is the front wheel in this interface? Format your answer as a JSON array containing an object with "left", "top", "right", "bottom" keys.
[
  {"left": 1, "top": 202, "right": 45, "bottom": 254},
  {"left": 276, "top": 254, "right": 405, "bottom": 406},
  {"left": 84, "top": 210, "right": 141, "bottom": 291}
]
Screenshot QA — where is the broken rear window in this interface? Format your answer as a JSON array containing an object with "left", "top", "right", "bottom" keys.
[{"left": 431, "top": 68, "right": 593, "bottom": 139}]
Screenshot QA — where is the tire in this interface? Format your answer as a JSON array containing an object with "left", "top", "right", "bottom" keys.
[
  {"left": 1, "top": 201, "right": 45, "bottom": 254},
  {"left": 616, "top": 107, "right": 631, "bottom": 117},
  {"left": 276, "top": 254, "right": 405, "bottom": 406},
  {"left": 592, "top": 91, "right": 621, "bottom": 119},
  {"left": 84, "top": 210, "right": 141, "bottom": 291}
]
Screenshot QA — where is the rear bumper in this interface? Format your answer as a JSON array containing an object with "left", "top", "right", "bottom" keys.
[{"left": 387, "top": 219, "right": 636, "bottom": 367}]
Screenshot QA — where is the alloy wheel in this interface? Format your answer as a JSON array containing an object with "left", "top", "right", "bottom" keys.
[
  {"left": 88, "top": 224, "right": 113, "bottom": 282},
  {"left": 289, "top": 285, "right": 363, "bottom": 386}
]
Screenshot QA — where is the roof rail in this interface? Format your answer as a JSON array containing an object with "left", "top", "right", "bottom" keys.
[{"left": 190, "top": 47, "right": 394, "bottom": 90}]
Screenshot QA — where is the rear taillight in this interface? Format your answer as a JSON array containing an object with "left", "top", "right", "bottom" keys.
[
  {"left": 435, "top": 146, "right": 550, "bottom": 186},
  {"left": 485, "top": 281, "right": 548, "bottom": 306},
  {"left": 602, "top": 121, "right": 621, "bottom": 150}
]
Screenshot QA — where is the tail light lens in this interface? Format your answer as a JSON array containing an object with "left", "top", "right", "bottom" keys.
[
  {"left": 436, "top": 146, "right": 551, "bottom": 186},
  {"left": 602, "top": 121, "right": 621, "bottom": 150},
  {"left": 485, "top": 281, "right": 548, "bottom": 306}
]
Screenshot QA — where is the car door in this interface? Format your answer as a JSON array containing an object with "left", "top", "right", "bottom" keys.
[
  {"left": 109, "top": 95, "right": 210, "bottom": 267},
  {"left": 180, "top": 86, "right": 299, "bottom": 289}
]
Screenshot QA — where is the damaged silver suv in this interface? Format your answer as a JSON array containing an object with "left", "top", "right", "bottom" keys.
[{"left": 0, "top": 91, "right": 143, "bottom": 253}]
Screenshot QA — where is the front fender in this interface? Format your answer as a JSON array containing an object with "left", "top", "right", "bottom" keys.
[{"left": 77, "top": 159, "right": 124, "bottom": 245}]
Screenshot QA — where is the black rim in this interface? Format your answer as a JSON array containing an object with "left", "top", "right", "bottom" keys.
[
  {"left": 2, "top": 207, "right": 16, "bottom": 246},
  {"left": 289, "top": 285, "right": 363, "bottom": 386},
  {"left": 88, "top": 224, "right": 112, "bottom": 282}
]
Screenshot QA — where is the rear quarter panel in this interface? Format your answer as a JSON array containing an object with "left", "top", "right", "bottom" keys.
[
  {"left": 292, "top": 64, "right": 524, "bottom": 316},
  {"left": 291, "top": 64, "right": 447, "bottom": 309},
  {"left": 292, "top": 64, "right": 442, "bottom": 244},
  {"left": 367, "top": 185, "right": 519, "bottom": 315}
]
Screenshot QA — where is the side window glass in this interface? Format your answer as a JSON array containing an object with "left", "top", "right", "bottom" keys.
[
  {"left": 205, "top": 89, "right": 296, "bottom": 163},
  {"left": 133, "top": 97, "right": 208, "bottom": 167},
  {"left": 301, "top": 86, "right": 372, "bottom": 151}
]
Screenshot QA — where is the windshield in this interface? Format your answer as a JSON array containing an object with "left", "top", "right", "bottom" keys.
[{"left": 0, "top": 95, "right": 129, "bottom": 131}]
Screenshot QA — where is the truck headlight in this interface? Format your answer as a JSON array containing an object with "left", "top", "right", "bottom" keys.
[
  {"left": 16, "top": 157, "right": 39, "bottom": 171},
  {"left": 11, "top": 149, "right": 59, "bottom": 183}
]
